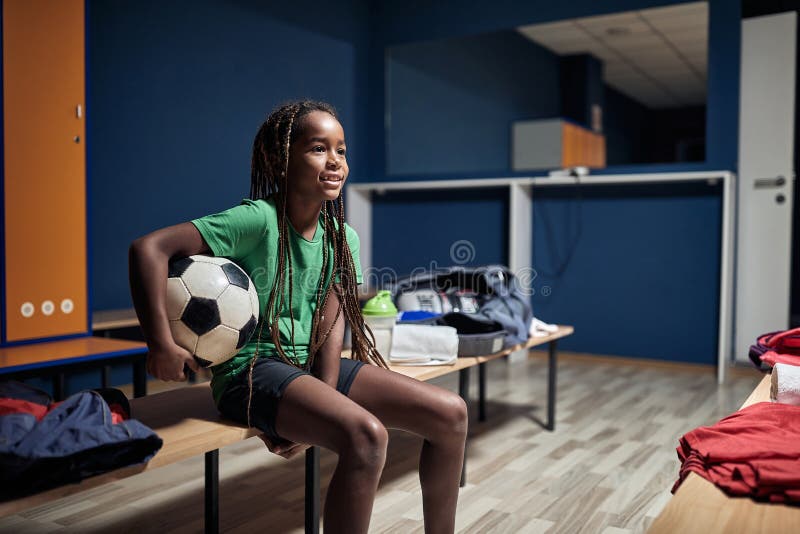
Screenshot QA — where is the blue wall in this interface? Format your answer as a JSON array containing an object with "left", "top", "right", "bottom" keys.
[
  {"left": 375, "top": 0, "right": 699, "bottom": 46},
  {"left": 603, "top": 86, "right": 706, "bottom": 165},
  {"left": 367, "top": 0, "right": 741, "bottom": 364},
  {"left": 604, "top": 86, "right": 650, "bottom": 166},
  {"left": 560, "top": 54, "right": 605, "bottom": 130},
  {"left": 372, "top": 189, "right": 509, "bottom": 274},
  {"left": 387, "top": 30, "right": 560, "bottom": 176},
  {"left": 372, "top": 0, "right": 739, "bottom": 173},
  {"left": 88, "top": 0, "right": 372, "bottom": 311},
  {"left": 388, "top": 37, "right": 703, "bottom": 175},
  {"left": 530, "top": 183, "right": 722, "bottom": 364}
]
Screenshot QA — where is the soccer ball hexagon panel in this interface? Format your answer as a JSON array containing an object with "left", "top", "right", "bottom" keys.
[{"left": 166, "top": 255, "right": 260, "bottom": 367}]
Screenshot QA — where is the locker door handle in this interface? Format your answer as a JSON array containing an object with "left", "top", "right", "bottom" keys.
[{"left": 753, "top": 176, "right": 786, "bottom": 188}]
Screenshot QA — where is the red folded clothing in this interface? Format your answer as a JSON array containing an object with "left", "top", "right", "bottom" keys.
[{"left": 673, "top": 402, "right": 800, "bottom": 504}]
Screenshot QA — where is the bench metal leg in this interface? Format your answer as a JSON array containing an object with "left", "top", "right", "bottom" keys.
[
  {"left": 205, "top": 449, "right": 219, "bottom": 534},
  {"left": 478, "top": 362, "right": 487, "bottom": 422},
  {"left": 458, "top": 367, "right": 469, "bottom": 404},
  {"left": 305, "top": 446, "right": 320, "bottom": 534},
  {"left": 133, "top": 356, "right": 147, "bottom": 398},
  {"left": 547, "top": 340, "right": 558, "bottom": 431},
  {"left": 102, "top": 365, "right": 111, "bottom": 389},
  {"left": 458, "top": 368, "right": 469, "bottom": 487},
  {"left": 53, "top": 373, "right": 66, "bottom": 401}
]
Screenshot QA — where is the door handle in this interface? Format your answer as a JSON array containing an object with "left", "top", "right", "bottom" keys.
[{"left": 753, "top": 175, "right": 786, "bottom": 188}]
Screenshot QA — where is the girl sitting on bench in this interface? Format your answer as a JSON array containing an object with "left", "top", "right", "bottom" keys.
[{"left": 129, "top": 100, "right": 468, "bottom": 534}]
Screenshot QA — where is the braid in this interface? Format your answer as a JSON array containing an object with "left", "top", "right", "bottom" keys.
[
  {"left": 245, "top": 100, "right": 387, "bottom": 426},
  {"left": 247, "top": 102, "right": 302, "bottom": 425},
  {"left": 306, "top": 203, "right": 335, "bottom": 364},
  {"left": 331, "top": 194, "right": 388, "bottom": 368}
]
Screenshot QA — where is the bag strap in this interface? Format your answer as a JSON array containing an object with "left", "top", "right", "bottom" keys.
[{"left": 765, "top": 327, "right": 800, "bottom": 350}]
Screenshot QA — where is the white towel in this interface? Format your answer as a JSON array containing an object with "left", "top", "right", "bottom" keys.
[
  {"left": 770, "top": 363, "right": 800, "bottom": 405},
  {"left": 390, "top": 324, "right": 459, "bottom": 366},
  {"left": 530, "top": 317, "right": 558, "bottom": 338}
]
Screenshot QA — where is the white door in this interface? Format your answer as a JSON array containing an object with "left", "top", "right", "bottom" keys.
[{"left": 735, "top": 12, "right": 797, "bottom": 363}]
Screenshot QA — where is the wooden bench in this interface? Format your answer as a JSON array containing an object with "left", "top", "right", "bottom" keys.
[
  {"left": 92, "top": 308, "right": 142, "bottom": 332},
  {"left": 648, "top": 373, "right": 800, "bottom": 533},
  {"left": 0, "top": 326, "right": 573, "bottom": 534},
  {"left": 0, "top": 337, "right": 149, "bottom": 399}
]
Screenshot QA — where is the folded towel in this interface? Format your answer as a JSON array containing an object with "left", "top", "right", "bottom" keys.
[
  {"left": 771, "top": 363, "right": 800, "bottom": 406},
  {"left": 390, "top": 324, "right": 459, "bottom": 365}
]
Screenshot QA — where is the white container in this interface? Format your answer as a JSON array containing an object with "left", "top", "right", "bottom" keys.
[{"left": 363, "top": 315, "right": 396, "bottom": 358}]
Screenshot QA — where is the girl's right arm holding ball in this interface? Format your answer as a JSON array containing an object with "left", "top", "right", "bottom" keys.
[{"left": 128, "top": 222, "right": 210, "bottom": 381}]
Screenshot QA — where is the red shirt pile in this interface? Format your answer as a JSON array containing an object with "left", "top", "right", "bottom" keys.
[{"left": 673, "top": 402, "right": 800, "bottom": 503}]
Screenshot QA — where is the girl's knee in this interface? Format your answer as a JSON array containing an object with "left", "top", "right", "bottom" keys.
[
  {"left": 434, "top": 393, "right": 468, "bottom": 439},
  {"left": 342, "top": 414, "right": 388, "bottom": 469},
  {"left": 449, "top": 394, "right": 469, "bottom": 436}
]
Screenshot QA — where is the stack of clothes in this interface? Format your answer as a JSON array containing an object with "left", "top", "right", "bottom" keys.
[
  {"left": 673, "top": 402, "right": 800, "bottom": 503},
  {"left": 672, "top": 326, "right": 800, "bottom": 503}
]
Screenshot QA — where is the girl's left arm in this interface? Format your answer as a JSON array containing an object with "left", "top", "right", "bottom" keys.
[{"left": 311, "top": 287, "right": 345, "bottom": 388}]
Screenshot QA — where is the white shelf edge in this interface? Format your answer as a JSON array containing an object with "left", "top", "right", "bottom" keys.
[{"left": 348, "top": 171, "right": 734, "bottom": 192}]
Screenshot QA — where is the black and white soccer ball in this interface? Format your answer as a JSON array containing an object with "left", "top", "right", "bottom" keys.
[{"left": 166, "top": 255, "right": 259, "bottom": 367}]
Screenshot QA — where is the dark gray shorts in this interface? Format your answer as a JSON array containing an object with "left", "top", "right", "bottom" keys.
[{"left": 217, "top": 357, "right": 364, "bottom": 442}]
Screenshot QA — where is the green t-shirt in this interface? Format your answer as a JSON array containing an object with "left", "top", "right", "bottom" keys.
[{"left": 191, "top": 198, "right": 362, "bottom": 404}]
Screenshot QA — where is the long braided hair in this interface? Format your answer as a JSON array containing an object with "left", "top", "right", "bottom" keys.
[{"left": 246, "top": 101, "right": 387, "bottom": 421}]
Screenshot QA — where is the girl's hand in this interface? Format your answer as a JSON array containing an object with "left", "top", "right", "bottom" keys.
[
  {"left": 146, "top": 341, "right": 199, "bottom": 381},
  {"left": 258, "top": 435, "right": 310, "bottom": 460}
]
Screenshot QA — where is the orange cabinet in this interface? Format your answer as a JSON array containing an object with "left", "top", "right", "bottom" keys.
[
  {"left": 512, "top": 118, "right": 606, "bottom": 171},
  {"left": 3, "top": 0, "right": 87, "bottom": 342},
  {"left": 561, "top": 122, "right": 606, "bottom": 169}
]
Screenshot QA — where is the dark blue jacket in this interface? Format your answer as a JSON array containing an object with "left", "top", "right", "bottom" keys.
[{"left": 0, "top": 381, "right": 162, "bottom": 499}]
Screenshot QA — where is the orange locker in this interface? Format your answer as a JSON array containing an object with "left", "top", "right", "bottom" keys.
[{"left": 3, "top": 0, "right": 87, "bottom": 342}]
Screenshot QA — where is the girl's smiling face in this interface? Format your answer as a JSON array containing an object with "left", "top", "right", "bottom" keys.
[{"left": 287, "top": 110, "right": 348, "bottom": 203}]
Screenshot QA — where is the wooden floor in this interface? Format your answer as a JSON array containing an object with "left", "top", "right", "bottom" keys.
[{"left": 0, "top": 352, "right": 761, "bottom": 533}]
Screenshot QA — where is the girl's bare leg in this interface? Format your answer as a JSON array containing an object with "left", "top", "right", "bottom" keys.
[
  {"left": 273, "top": 375, "right": 388, "bottom": 534},
  {"left": 347, "top": 365, "right": 468, "bottom": 534}
]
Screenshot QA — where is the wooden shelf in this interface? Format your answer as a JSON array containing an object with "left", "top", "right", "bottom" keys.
[{"left": 92, "top": 308, "right": 140, "bottom": 331}]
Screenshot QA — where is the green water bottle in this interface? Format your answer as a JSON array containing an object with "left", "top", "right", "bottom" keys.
[{"left": 362, "top": 290, "right": 398, "bottom": 358}]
